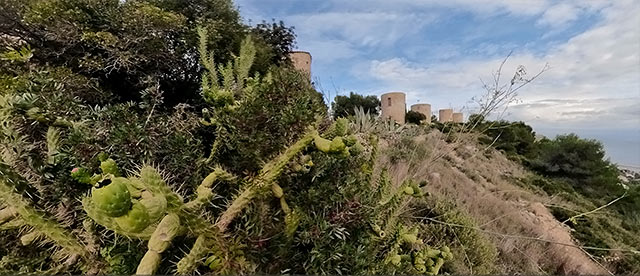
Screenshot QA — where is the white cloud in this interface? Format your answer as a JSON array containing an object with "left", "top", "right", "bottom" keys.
[
  {"left": 509, "top": 98, "right": 640, "bottom": 129},
  {"left": 284, "top": 11, "right": 438, "bottom": 64},
  {"left": 236, "top": 0, "right": 639, "bottom": 130},
  {"left": 537, "top": 3, "right": 580, "bottom": 27},
  {"left": 364, "top": 0, "right": 640, "bottom": 129},
  {"left": 325, "top": 0, "right": 552, "bottom": 17}
]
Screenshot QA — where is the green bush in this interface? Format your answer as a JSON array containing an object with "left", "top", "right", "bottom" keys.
[
  {"left": 0, "top": 16, "right": 456, "bottom": 274},
  {"left": 406, "top": 110, "right": 427, "bottom": 125},
  {"left": 410, "top": 198, "right": 498, "bottom": 274},
  {"left": 528, "top": 134, "right": 622, "bottom": 198},
  {"left": 476, "top": 120, "right": 537, "bottom": 158},
  {"left": 332, "top": 92, "right": 381, "bottom": 117},
  {"left": 0, "top": 0, "right": 293, "bottom": 106},
  {"left": 208, "top": 67, "right": 327, "bottom": 174}
]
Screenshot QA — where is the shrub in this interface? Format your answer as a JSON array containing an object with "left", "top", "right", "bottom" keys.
[
  {"left": 0, "top": 0, "right": 293, "bottom": 106},
  {"left": 528, "top": 134, "right": 622, "bottom": 198},
  {"left": 250, "top": 19, "right": 297, "bottom": 75},
  {"left": 410, "top": 198, "right": 498, "bottom": 274},
  {"left": 332, "top": 92, "right": 381, "bottom": 117},
  {"left": 0, "top": 25, "right": 455, "bottom": 275},
  {"left": 406, "top": 110, "right": 427, "bottom": 125},
  {"left": 476, "top": 120, "right": 537, "bottom": 158}
]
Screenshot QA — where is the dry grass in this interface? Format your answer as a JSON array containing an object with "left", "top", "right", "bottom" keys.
[{"left": 376, "top": 128, "right": 608, "bottom": 275}]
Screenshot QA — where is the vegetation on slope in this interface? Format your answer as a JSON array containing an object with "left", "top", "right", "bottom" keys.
[
  {"left": 0, "top": 0, "right": 637, "bottom": 274},
  {"left": 0, "top": 1, "right": 455, "bottom": 274},
  {"left": 471, "top": 117, "right": 640, "bottom": 273}
]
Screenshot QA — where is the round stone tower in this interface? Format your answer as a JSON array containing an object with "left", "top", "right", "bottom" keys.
[
  {"left": 452, "top": 112, "right": 464, "bottom": 123},
  {"left": 289, "top": 51, "right": 312, "bottom": 79},
  {"left": 410, "top": 104, "right": 432, "bottom": 123},
  {"left": 381, "top": 92, "right": 406, "bottom": 124},
  {"left": 438, "top": 109, "right": 453, "bottom": 123}
]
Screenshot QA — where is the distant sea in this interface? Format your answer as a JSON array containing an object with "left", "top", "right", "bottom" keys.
[{"left": 535, "top": 127, "right": 640, "bottom": 171}]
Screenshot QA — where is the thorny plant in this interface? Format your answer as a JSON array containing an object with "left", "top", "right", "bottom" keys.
[{"left": 0, "top": 29, "right": 455, "bottom": 275}]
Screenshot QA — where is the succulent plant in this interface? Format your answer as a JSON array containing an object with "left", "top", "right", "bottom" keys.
[
  {"left": 323, "top": 117, "right": 349, "bottom": 139},
  {"left": 0, "top": 164, "right": 87, "bottom": 258},
  {"left": 90, "top": 178, "right": 132, "bottom": 217},
  {"left": 329, "top": 137, "right": 346, "bottom": 153},
  {"left": 114, "top": 202, "right": 151, "bottom": 233},
  {"left": 314, "top": 135, "right": 332, "bottom": 153},
  {"left": 82, "top": 160, "right": 177, "bottom": 239},
  {"left": 139, "top": 191, "right": 168, "bottom": 221},
  {"left": 271, "top": 183, "right": 284, "bottom": 198},
  {"left": 99, "top": 158, "right": 120, "bottom": 176},
  {"left": 70, "top": 168, "right": 93, "bottom": 185}
]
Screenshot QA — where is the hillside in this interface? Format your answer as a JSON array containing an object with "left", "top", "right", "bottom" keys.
[
  {"left": 1, "top": 0, "right": 638, "bottom": 275},
  {"left": 375, "top": 125, "right": 639, "bottom": 275}
]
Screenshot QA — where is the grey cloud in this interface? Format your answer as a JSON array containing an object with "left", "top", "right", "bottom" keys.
[{"left": 559, "top": 110, "right": 605, "bottom": 116}]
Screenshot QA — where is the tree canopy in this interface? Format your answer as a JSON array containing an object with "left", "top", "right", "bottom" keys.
[
  {"left": 478, "top": 121, "right": 537, "bottom": 158},
  {"left": 0, "top": 0, "right": 296, "bottom": 106},
  {"left": 528, "top": 134, "right": 619, "bottom": 183},
  {"left": 332, "top": 92, "right": 381, "bottom": 117}
]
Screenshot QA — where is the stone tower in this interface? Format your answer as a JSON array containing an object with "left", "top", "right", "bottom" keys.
[
  {"left": 452, "top": 112, "right": 464, "bottom": 123},
  {"left": 381, "top": 92, "right": 406, "bottom": 124},
  {"left": 289, "top": 51, "right": 312, "bottom": 79},
  {"left": 410, "top": 104, "right": 432, "bottom": 123},
  {"left": 438, "top": 109, "right": 453, "bottom": 123}
]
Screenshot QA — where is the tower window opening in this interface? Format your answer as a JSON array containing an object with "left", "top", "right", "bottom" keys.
[{"left": 388, "top": 97, "right": 392, "bottom": 106}]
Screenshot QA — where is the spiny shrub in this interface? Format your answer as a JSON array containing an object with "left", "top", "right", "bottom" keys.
[
  {"left": 0, "top": 25, "right": 454, "bottom": 275},
  {"left": 409, "top": 198, "right": 498, "bottom": 274},
  {"left": 198, "top": 27, "right": 326, "bottom": 174}
]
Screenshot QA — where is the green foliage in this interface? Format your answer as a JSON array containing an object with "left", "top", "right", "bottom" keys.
[
  {"left": 476, "top": 121, "right": 622, "bottom": 199},
  {"left": 548, "top": 201, "right": 640, "bottom": 274},
  {"left": 476, "top": 120, "right": 537, "bottom": 158},
  {"left": 528, "top": 134, "right": 622, "bottom": 198},
  {"left": 0, "top": 163, "right": 87, "bottom": 262},
  {"left": 0, "top": 45, "right": 33, "bottom": 63},
  {"left": 198, "top": 29, "right": 326, "bottom": 173},
  {"left": 0, "top": 0, "right": 293, "bottom": 106},
  {"left": 99, "top": 239, "right": 146, "bottom": 275},
  {"left": 406, "top": 110, "right": 427, "bottom": 125},
  {"left": 332, "top": 92, "right": 381, "bottom": 117},
  {"left": 0, "top": 3, "right": 460, "bottom": 274},
  {"left": 467, "top": 114, "right": 485, "bottom": 126},
  {"left": 250, "top": 19, "right": 297, "bottom": 75},
  {"left": 529, "top": 134, "right": 614, "bottom": 177}
]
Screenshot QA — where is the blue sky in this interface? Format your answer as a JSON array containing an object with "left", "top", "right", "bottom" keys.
[{"left": 235, "top": 0, "right": 640, "bottom": 167}]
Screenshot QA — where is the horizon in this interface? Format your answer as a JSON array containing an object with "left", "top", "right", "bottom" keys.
[{"left": 236, "top": 0, "right": 640, "bottom": 167}]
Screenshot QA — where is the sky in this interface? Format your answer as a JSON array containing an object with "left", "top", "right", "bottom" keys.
[{"left": 234, "top": 0, "right": 640, "bottom": 167}]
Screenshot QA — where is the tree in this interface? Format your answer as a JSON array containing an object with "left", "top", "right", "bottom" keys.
[
  {"left": 528, "top": 134, "right": 621, "bottom": 196},
  {"left": 406, "top": 110, "right": 426, "bottom": 125},
  {"left": 0, "top": 0, "right": 294, "bottom": 106},
  {"left": 250, "top": 19, "right": 297, "bottom": 74},
  {"left": 332, "top": 92, "right": 380, "bottom": 117},
  {"left": 479, "top": 121, "right": 537, "bottom": 157},
  {"left": 529, "top": 134, "right": 614, "bottom": 178}
]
